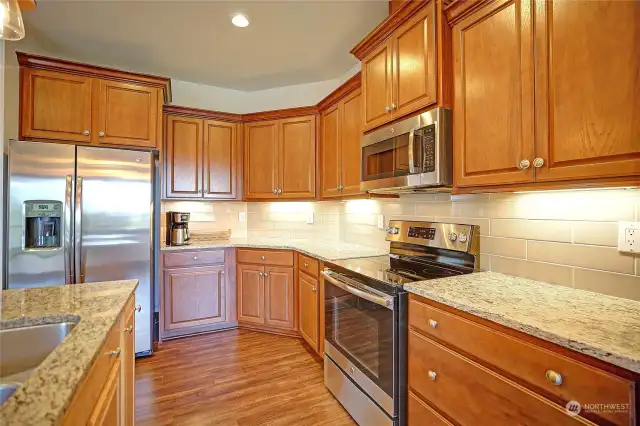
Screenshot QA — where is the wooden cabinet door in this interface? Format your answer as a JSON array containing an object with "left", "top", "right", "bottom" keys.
[
  {"left": 163, "top": 266, "right": 227, "bottom": 331},
  {"left": 391, "top": 1, "right": 437, "bottom": 119},
  {"left": 96, "top": 80, "right": 160, "bottom": 148},
  {"left": 362, "top": 40, "right": 393, "bottom": 132},
  {"left": 452, "top": 0, "right": 535, "bottom": 187},
  {"left": 203, "top": 120, "right": 240, "bottom": 200},
  {"left": 298, "top": 271, "right": 319, "bottom": 350},
  {"left": 244, "top": 121, "right": 278, "bottom": 199},
  {"left": 533, "top": 0, "right": 640, "bottom": 182},
  {"left": 88, "top": 362, "right": 120, "bottom": 426},
  {"left": 237, "top": 263, "right": 265, "bottom": 324},
  {"left": 20, "top": 68, "right": 93, "bottom": 143},
  {"left": 121, "top": 309, "right": 134, "bottom": 426},
  {"left": 320, "top": 104, "right": 342, "bottom": 198},
  {"left": 165, "top": 115, "right": 203, "bottom": 198},
  {"left": 340, "top": 89, "right": 364, "bottom": 196},
  {"left": 278, "top": 116, "right": 316, "bottom": 199},
  {"left": 264, "top": 266, "right": 295, "bottom": 330}
]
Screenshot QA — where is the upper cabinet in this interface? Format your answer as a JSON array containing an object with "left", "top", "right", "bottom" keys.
[
  {"left": 244, "top": 115, "right": 316, "bottom": 200},
  {"left": 18, "top": 53, "right": 170, "bottom": 150},
  {"left": 450, "top": 0, "right": 639, "bottom": 190},
  {"left": 353, "top": 0, "right": 441, "bottom": 132}
]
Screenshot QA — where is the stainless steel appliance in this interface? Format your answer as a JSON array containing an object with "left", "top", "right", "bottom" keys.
[
  {"left": 323, "top": 220, "right": 479, "bottom": 426},
  {"left": 167, "top": 212, "right": 190, "bottom": 246},
  {"left": 360, "top": 107, "right": 452, "bottom": 194},
  {"left": 4, "top": 140, "right": 156, "bottom": 356}
]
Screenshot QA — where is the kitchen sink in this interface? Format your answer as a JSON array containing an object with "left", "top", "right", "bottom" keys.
[{"left": 0, "top": 322, "right": 77, "bottom": 405}]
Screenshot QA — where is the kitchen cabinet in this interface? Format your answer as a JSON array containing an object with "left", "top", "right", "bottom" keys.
[
  {"left": 88, "top": 362, "right": 120, "bottom": 426},
  {"left": 121, "top": 305, "right": 134, "bottom": 426},
  {"left": 451, "top": 0, "right": 639, "bottom": 190},
  {"left": 244, "top": 116, "right": 316, "bottom": 200},
  {"left": 298, "top": 270, "right": 319, "bottom": 351},
  {"left": 18, "top": 53, "right": 170, "bottom": 150},
  {"left": 237, "top": 263, "right": 265, "bottom": 324},
  {"left": 164, "top": 114, "right": 241, "bottom": 200},
  {"left": 264, "top": 266, "right": 295, "bottom": 329}
]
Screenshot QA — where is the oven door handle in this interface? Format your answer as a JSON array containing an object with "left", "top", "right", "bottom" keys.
[{"left": 322, "top": 271, "right": 394, "bottom": 310}]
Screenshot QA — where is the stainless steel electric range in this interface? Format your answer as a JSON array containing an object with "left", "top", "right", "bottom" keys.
[{"left": 322, "top": 220, "right": 480, "bottom": 426}]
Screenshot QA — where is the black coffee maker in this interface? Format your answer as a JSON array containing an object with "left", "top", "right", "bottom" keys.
[{"left": 167, "top": 212, "right": 190, "bottom": 246}]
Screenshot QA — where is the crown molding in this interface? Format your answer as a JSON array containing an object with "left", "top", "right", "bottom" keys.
[
  {"left": 163, "top": 105, "right": 243, "bottom": 122},
  {"left": 317, "top": 72, "right": 361, "bottom": 112}
]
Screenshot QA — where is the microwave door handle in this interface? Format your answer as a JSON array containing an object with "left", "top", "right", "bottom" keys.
[
  {"left": 322, "top": 271, "right": 393, "bottom": 309},
  {"left": 408, "top": 128, "right": 418, "bottom": 174}
]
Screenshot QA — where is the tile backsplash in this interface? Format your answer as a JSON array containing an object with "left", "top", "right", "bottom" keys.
[{"left": 161, "top": 188, "right": 640, "bottom": 301}]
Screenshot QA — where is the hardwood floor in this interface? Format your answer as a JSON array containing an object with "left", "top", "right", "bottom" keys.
[{"left": 135, "top": 329, "right": 356, "bottom": 426}]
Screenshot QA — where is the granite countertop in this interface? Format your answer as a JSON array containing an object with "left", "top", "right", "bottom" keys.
[
  {"left": 404, "top": 272, "right": 640, "bottom": 374},
  {"left": 161, "top": 237, "right": 388, "bottom": 261},
  {"left": 0, "top": 280, "right": 138, "bottom": 426}
]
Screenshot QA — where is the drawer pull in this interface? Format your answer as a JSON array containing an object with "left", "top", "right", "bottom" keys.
[
  {"left": 125, "top": 325, "right": 133, "bottom": 334},
  {"left": 135, "top": 305, "right": 142, "bottom": 313},
  {"left": 261, "top": 255, "right": 266, "bottom": 260},
  {"left": 428, "top": 319, "right": 438, "bottom": 328},
  {"left": 193, "top": 256, "right": 198, "bottom": 260},
  {"left": 109, "top": 347, "right": 121, "bottom": 357},
  {"left": 545, "top": 370, "right": 563, "bottom": 386},
  {"left": 312, "top": 286, "right": 316, "bottom": 293},
  {"left": 428, "top": 371, "right": 437, "bottom": 381},
  {"left": 304, "top": 262, "right": 309, "bottom": 267}
]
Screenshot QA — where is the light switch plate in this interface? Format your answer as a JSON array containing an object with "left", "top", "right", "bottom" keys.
[
  {"left": 618, "top": 222, "right": 639, "bottom": 253},
  {"left": 377, "top": 214, "right": 385, "bottom": 230},
  {"left": 238, "top": 212, "right": 246, "bottom": 223},
  {"left": 307, "top": 212, "right": 314, "bottom": 225}
]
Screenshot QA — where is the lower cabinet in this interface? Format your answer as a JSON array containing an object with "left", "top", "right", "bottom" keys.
[
  {"left": 88, "top": 362, "right": 120, "bottom": 426},
  {"left": 298, "top": 270, "right": 319, "bottom": 351}
]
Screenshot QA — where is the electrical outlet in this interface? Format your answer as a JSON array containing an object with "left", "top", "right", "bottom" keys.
[
  {"left": 377, "top": 214, "right": 385, "bottom": 230},
  {"left": 238, "top": 212, "right": 246, "bottom": 223},
  {"left": 618, "top": 222, "right": 639, "bottom": 253},
  {"left": 307, "top": 212, "right": 314, "bottom": 225}
]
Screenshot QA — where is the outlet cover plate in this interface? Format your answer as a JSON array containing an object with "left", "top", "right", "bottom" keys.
[
  {"left": 307, "top": 212, "right": 314, "bottom": 225},
  {"left": 377, "top": 214, "right": 385, "bottom": 230},
  {"left": 238, "top": 212, "right": 246, "bottom": 223},
  {"left": 618, "top": 222, "right": 639, "bottom": 253}
]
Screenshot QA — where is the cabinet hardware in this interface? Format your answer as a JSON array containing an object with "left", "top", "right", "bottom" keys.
[
  {"left": 545, "top": 370, "right": 563, "bottom": 385},
  {"left": 277, "top": 189, "right": 282, "bottom": 194},
  {"left": 304, "top": 262, "right": 309, "bottom": 267},
  {"left": 193, "top": 256, "right": 198, "bottom": 260},
  {"left": 518, "top": 159, "right": 531, "bottom": 170},
  {"left": 135, "top": 305, "right": 142, "bottom": 313},
  {"left": 428, "top": 371, "right": 437, "bottom": 381},
  {"left": 312, "top": 286, "right": 316, "bottom": 293},
  {"left": 391, "top": 103, "right": 396, "bottom": 110},
  {"left": 261, "top": 256, "right": 266, "bottom": 260},
  {"left": 83, "top": 130, "right": 90, "bottom": 136},
  {"left": 384, "top": 106, "right": 391, "bottom": 113},
  {"left": 533, "top": 158, "right": 545, "bottom": 168},
  {"left": 272, "top": 189, "right": 277, "bottom": 194},
  {"left": 98, "top": 131, "right": 105, "bottom": 137},
  {"left": 349, "top": 367, "right": 355, "bottom": 375},
  {"left": 125, "top": 326, "right": 133, "bottom": 334},
  {"left": 109, "top": 347, "right": 121, "bottom": 357},
  {"left": 428, "top": 319, "right": 438, "bottom": 328},
  {"left": 389, "top": 127, "right": 395, "bottom": 134},
  {"left": 221, "top": 270, "right": 225, "bottom": 275}
]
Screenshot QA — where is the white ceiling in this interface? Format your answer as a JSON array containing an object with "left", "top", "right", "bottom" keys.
[{"left": 22, "top": 0, "right": 387, "bottom": 91}]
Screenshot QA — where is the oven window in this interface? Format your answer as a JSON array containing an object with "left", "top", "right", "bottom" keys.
[{"left": 325, "top": 280, "right": 394, "bottom": 397}]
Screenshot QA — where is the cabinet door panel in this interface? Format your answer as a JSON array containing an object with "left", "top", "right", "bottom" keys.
[
  {"left": 340, "top": 89, "right": 364, "bottom": 196},
  {"left": 321, "top": 104, "right": 341, "bottom": 198},
  {"left": 88, "top": 362, "right": 120, "bottom": 426},
  {"left": 165, "top": 116, "right": 203, "bottom": 198},
  {"left": 534, "top": 0, "right": 640, "bottom": 181},
  {"left": 453, "top": 0, "right": 535, "bottom": 187},
  {"left": 392, "top": 1, "right": 437, "bottom": 118},
  {"left": 121, "top": 309, "right": 134, "bottom": 426},
  {"left": 244, "top": 121, "right": 278, "bottom": 199},
  {"left": 278, "top": 116, "right": 316, "bottom": 199},
  {"left": 203, "top": 120, "right": 239, "bottom": 199},
  {"left": 20, "top": 69, "right": 93, "bottom": 143},
  {"left": 362, "top": 41, "right": 393, "bottom": 131},
  {"left": 96, "top": 80, "right": 159, "bottom": 148},
  {"left": 298, "top": 271, "right": 319, "bottom": 351},
  {"left": 237, "top": 264, "right": 265, "bottom": 324},
  {"left": 264, "top": 266, "right": 295, "bottom": 330},
  {"left": 163, "top": 266, "right": 226, "bottom": 331}
]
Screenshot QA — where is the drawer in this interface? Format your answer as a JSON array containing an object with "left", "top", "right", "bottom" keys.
[
  {"left": 408, "top": 391, "right": 453, "bottom": 426},
  {"left": 409, "top": 298, "right": 634, "bottom": 426},
  {"left": 163, "top": 250, "right": 225, "bottom": 268},
  {"left": 298, "top": 253, "right": 319, "bottom": 278},
  {"left": 408, "top": 330, "right": 592, "bottom": 426},
  {"left": 237, "top": 249, "right": 293, "bottom": 266}
]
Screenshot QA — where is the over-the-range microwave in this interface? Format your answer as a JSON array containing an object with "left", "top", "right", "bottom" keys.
[{"left": 360, "top": 107, "right": 452, "bottom": 193}]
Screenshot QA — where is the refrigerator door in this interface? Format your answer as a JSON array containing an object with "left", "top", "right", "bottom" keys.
[
  {"left": 6, "top": 141, "right": 76, "bottom": 289},
  {"left": 76, "top": 146, "right": 154, "bottom": 355}
]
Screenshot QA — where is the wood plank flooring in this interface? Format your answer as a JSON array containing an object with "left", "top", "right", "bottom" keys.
[{"left": 135, "top": 329, "right": 356, "bottom": 426}]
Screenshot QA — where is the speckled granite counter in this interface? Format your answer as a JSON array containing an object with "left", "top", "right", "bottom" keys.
[
  {"left": 0, "top": 280, "right": 138, "bottom": 426},
  {"left": 161, "top": 237, "right": 388, "bottom": 261},
  {"left": 404, "top": 272, "right": 640, "bottom": 373}
]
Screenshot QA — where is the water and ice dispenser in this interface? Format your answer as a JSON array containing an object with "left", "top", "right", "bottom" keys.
[{"left": 24, "top": 201, "right": 62, "bottom": 250}]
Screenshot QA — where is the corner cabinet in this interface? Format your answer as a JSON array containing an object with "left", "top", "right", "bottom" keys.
[
  {"left": 18, "top": 53, "right": 170, "bottom": 150},
  {"left": 451, "top": 0, "right": 639, "bottom": 190},
  {"left": 244, "top": 116, "right": 316, "bottom": 200}
]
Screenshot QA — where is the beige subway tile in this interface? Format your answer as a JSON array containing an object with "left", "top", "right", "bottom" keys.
[
  {"left": 400, "top": 194, "right": 437, "bottom": 202},
  {"left": 490, "top": 256, "right": 573, "bottom": 287},
  {"left": 479, "top": 254, "right": 490, "bottom": 271},
  {"left": 321, "top": 213, "right": 339, "bottom": 223},
  {"left": 572, "top": 222, "right": 618, "bottom": 247},
  {"left": 480, "top": 236, "right": 526, "bottom": 259},
  {"left": 636, "top": 257, "right": 640, "bottom": 276},
  {"left": 381, "top": 200, "right": 416, "bottom": 216},
  {"left": 573, "top": 268, "right": 640, "bottom": 301},
  {"left": 343, "top": 199, "right": 382, "bottom": 214},
  {"left": 434, "top": 217, "right": 490, "bottom": 235},
  {"left": 246, "top": 212, "right": 273, "bottom": 230},
  {"left": 415, "top": 201, "right": 455, "bottom": 217},
  {"left": 491, "top": 219, "right": 571, "bottom": 242},
  {"left": 527, "top": 241, "right": 634, "bottom": 274},
  {"left": 247, "top": 229, "right": 290, "bottom": 239}
]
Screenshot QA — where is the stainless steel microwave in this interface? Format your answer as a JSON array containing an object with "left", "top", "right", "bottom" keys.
[{"left": 360, "top": 107, "right": 452, "bottom": 193}]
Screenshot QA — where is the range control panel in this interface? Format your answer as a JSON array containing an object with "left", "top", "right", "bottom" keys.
[
  {"left": 385, "top": 220, "right": 477, "bottom": 253},
  {"left": 407, "top": 226, "right": 436, "bottom": 240}
]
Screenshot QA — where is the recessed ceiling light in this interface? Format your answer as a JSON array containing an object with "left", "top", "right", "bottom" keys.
[{"left": 231, "top": 14, "right": 249, "bottom": 28}]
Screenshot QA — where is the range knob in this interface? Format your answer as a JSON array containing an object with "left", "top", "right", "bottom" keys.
[
  {"left": 458, "top": 233, "right": 468, "bottom": 243},
  {"left": 448, "top": 232, "right": 458, "bottom": 242},
  {"left": 386, "top": 227, "right": 400, "bottom": 235}
]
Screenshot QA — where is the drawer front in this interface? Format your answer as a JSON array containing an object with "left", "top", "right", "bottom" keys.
[
  {"left": 409, "top": 331, "right": 592, "bottom": 426},
  {"left": 408, "top": 391, "right": 453, "bottom": 426},
  {"left": 409, "top": 298, "right": 634, "bottom": 425},
  {"left": 163, "top": 250, "right": 225, "bottom": 268},
  {"left": 237, "top": 249, "right": 293, "bottom": 266},
  {"left": 297, "top": 253, "right": 319, "bottom": 278}
]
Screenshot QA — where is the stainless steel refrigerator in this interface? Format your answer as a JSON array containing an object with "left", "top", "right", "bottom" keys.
[{"left": 4, "top": 140, "right": 156, "bottom": 356}]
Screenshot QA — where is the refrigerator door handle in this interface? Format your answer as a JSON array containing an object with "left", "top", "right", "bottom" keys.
[
  {"left": 74, "top": 176, "right": 84, "bottom": 284},
  {"left": 64, "top": 175, "right": 74, "bottom": 284}
]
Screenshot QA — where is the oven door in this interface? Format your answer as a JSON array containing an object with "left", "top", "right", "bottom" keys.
[{"left": 323, "top": 270, "right": 396, "bottom": 416}]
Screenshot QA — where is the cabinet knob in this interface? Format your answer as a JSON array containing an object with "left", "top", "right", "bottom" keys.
[
  {"left": 518, "top": 159, "right": 531, "bottom": 170},
  {"left": 428, "top": 371, "right": 437, "bottom": 381},
  {"left": 125, "top": 325, "right": 133, "bottom": 334},
  {"left": 312, "top": 286, "right": 316, "bottom": 293},
  {"left": 135, "top": 305, "right": 142, "bottom": 313},
  {"left": 273, "top": 189, "right": 278, "bottom": 194},
  {"left": 384, "top": 106, "right": 391, "bottom": 113},
  {"left": 109, "top": 347, "right": 121, "bottom": 357},
  {"left": 304, "top": 262, "right": 309, "bottom": 267},
  {"left": 391, "top": 103, "right": 397, "bottom": 110},
  {"left": 277, "top": 189, "right": 282, "bottom": 194},
  {"left": 221, "top": 270, "right": 225, "bottom": 275},
  {"left": 428, "top": 319, "right": 438, "bottom": 328},
  {"left": 533, "top": 157, "right": 545, "bottom": 168},
  {"left": 193, "top": 256, "right": 198, "bottom": 260},
  {"left": 261, "top": 256, "right": 266, "bottom": 260},
  {"left": 545, "top": 370, "right": 563, "bottom": 386},
  {"left": 98, "top": 131, "right": 105, "bottom": 137},
  {"left": 83, "top": 130, "right": 90, "bottom": 136}
]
